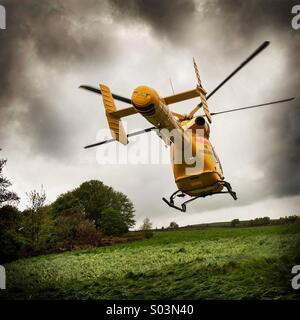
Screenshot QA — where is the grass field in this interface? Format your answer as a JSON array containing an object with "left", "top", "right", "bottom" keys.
[{"left": 1, "top": 224, "right": 300, "bottom": 300}]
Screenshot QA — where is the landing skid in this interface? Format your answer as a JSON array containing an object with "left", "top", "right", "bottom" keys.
[{"left": 162, "top": 180, "right": 237, "bottom": 212}]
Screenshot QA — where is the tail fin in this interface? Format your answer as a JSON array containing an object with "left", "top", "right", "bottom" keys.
[
  {"left": 193, "top": 57, "right": 203, "bottom": 88},
  {"left": 99, "top": 84, "right": 129, "bottom": 145},
  {"left": 192, "top": 58, "right": 212, "bottom": 123}
]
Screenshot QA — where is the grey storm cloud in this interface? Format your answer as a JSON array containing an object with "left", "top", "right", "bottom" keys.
[
  {"left": 0, "top": 0, "right": 118, "bottom": 157},
  {"left": 209, "top": 0, "right": 298, "bottom": 36},
  {"left": 111, "top": 0, "right": 196, "bottom": 41}
]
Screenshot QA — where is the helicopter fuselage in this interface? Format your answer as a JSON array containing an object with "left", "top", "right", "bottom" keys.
[{"left": 131, "top": 85, "right": 224, "bottom": 197}]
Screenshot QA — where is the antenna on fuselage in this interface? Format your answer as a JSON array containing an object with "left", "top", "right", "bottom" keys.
[{"left": 169, "top": 78, "right": 175, "bottom": 95}]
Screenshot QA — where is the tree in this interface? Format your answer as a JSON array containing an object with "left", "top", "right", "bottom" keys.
[
  {"left": 231, "top": 219, "right": 240, "bottom": 227},
  {"left": 279, "top": 215, "right": 300, "bottom": 224},
  {"left": 140, "top": 217, "right": 153, "bottom": 230},
  {"left": 50, "top": 191, "right": 84, "bottom": 217},
  {"left": 0, "top": 205, "right": 21, "bottom": 230},
  {"left": 100, "top": 208, "right": 128, "bottom": 235},
  {"left": 73, "top": 180, "right": 135, "bottom": 230},
  {"left": 140, "top": 217, "right": 153, "bottom": 239},
  {"left": 49, "top": 179, "right": 135, "bottom": 239},
  {"left": 168, "top": 221, "right": 179, "bottom": 229},
  {"left": 113, "top": 191, "right": 135, "bottom": 229},
  {"left": 73, "top": 180, "right": 111, "bottom": 227},
  {"left": 20, "top": 187, "right": 53, "bottom": 251},
  {"left": 0, "top": 159, "right": 19, "bottom": 207},
  {"left": 0, "top": 230, "right": 22, "bottom": 263}
]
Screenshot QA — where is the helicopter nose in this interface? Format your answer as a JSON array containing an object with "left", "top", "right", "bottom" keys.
[{"left": 131, "top": 86, "right": 159, "bottom": 108}]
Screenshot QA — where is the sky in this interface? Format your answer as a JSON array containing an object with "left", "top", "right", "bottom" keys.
[{"left": 0, "top": 0, "right": 299, "bottom": 228}]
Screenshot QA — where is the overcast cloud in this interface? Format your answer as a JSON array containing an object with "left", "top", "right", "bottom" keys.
[{"left": 0, "top": 0, "right": 299, "bottom": 227}]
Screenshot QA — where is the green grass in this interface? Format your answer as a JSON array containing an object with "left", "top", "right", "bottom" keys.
[{"left": 1, "top": 224, "right": 300, "bottom": 300}]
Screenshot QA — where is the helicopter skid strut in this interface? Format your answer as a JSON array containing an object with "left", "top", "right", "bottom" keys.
[{"left": 162, "top": 180, "right": 237, "bottom": 212}]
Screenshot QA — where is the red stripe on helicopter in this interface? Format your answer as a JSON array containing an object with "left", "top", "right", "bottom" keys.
[{"left": 195, "top": 137, "right": 210, "bottom": 145}]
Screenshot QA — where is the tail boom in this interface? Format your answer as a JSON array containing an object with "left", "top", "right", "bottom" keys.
[{"left": 100, "top": 84, "right": 128, "bottom": 145}]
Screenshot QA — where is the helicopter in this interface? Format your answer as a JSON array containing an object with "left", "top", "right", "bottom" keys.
[{"left": 80, "top": 41, "right": 295, "bottom": 212}]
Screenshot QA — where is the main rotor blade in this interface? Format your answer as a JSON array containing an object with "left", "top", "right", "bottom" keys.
[
  {"left": 188, "top": 41, "right": 270, "bottom": 118},
  {"left": 84, "top": 126, "right": 156, "bottom": 149},
  {"left": 210, "top": 97, "right": 295, "bottom": 116},
  {"left": 80, "top": 85, "right": 132, "bottom": 105}
]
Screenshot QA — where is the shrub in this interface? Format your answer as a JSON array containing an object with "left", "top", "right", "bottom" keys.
[
  {"left": 76, "top": 219, "right": 102, "bottom": 245},
  {"left": 143, "top": 230, "right": 154, "bottom": 239},
  {"left": 54, "top": 212, "right": 100, "bottom": 249}
]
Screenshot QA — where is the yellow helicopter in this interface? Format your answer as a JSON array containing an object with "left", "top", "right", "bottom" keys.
[{"left": 80, "top": 41, "right": 295, "bottom": 212}]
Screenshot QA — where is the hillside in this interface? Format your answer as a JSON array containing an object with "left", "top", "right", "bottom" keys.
[{"left": 1, "top": 224, "right": 300, "bottom": 300}]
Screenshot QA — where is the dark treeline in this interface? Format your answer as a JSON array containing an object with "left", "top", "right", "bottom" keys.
[
  {"left": 0, "top": 158, "right": 136, "bottom": 263},
  {"left": 230, "top": 216, "right": 300, "bottom": 228},
  {"left": 158, "top": 216, "right": 300, "bottom": 231}
]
